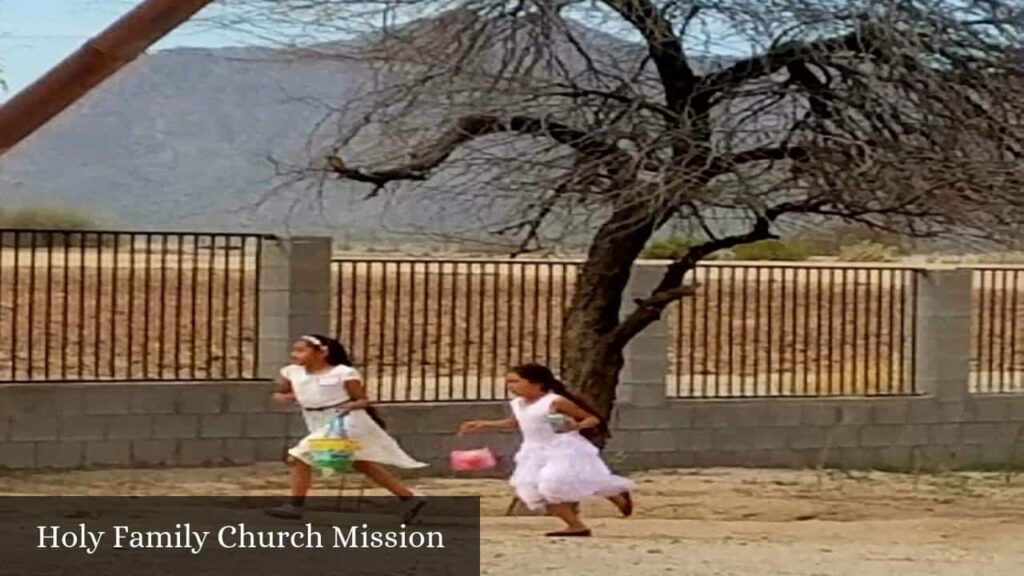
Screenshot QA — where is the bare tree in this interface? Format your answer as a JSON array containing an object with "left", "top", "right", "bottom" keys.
[{"left": 224, "top": 0, "right": 1024, "bottom": 418}]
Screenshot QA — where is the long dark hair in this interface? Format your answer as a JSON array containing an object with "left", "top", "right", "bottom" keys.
[
  {"left": 305, "top": 334, "right": 387, "bottom": 430},
  {"left": 305, "top": 334, "right": 351, "bottom": 367},
  {"left": 513, "top": 363, "right": 610, "bottom": 448}
]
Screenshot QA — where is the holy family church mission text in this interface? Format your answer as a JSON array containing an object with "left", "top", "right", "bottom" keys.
[{"left": 37, "top": 523, "right": 445, "bottom": 555}]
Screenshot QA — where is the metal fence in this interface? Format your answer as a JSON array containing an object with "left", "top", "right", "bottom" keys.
[
  {"left": 332, "top": 259, "right": 578, "bottom": 402},
  {"left": 669, "top": 264, "right": 919, "bottom": 398},
  {"left": 0, "top": 229, "right": 267, "bottom": 382},
  {"left": 334, "top": 259, "right": 923, "bottom": 402},
  {"left": 14, "top": 238, "right": 1009, "bottom": 397},
  {"left": 972, "top": 268, "right": 1024, "bottom": 393}
]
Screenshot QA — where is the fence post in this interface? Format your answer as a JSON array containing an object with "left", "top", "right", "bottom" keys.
[
  {"left": 617, "top": 262, "right": 670, "bottom": 407},
  {"left": 256, "top": 236, "right": 333, "bottom": 379},
  {"left": 913, "top": 268, "right": 972, "bottom": 400}
]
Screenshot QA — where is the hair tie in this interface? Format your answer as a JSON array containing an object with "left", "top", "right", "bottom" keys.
[{"left": 301, "top": 335, "right": 327, "bottom": 350}]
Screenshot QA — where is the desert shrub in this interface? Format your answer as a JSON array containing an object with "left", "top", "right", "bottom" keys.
[
  {"left": 967, "top": 252, "right": 1024, "bottom": 264},
  {"left": 0, "top": 206, "right": 96, "bottom": 230},
  {"left": 835, "top": 241, "right": 900, "bottom": 262},
  {"left": 729, "top": 239, "right": 814, "bottom": 261},
  {"left": 0, "top": 207, "right": 99, "bottom": 247},
  {"left": 641, "top": 235, "right": 698, "bottom": 260},
  {"left": 800, "top": 223, "right": 911, "bottom": 256}
]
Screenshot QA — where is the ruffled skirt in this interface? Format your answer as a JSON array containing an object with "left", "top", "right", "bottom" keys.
[{"left": 509, "top": 433, "right": 634, "bottom": 510}]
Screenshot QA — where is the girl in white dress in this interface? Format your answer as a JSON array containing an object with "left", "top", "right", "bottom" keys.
[
  {"left": 459, "top": 363, "right": 634, "bottom": 537},
  {"left": 266, "top": 334, "right": 428, "bottom": 520}
]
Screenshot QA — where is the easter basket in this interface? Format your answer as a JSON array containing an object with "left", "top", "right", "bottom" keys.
[
  {"left": 308, "top": 415, "right": 360, "bottom": 472},
  {"left": 309, "top": 437, "right": 360, "bottom": 471},
  {"left": 449, "top": 447, "right": 497, "bottom": 471},
  {"left": 448, "top": 433, "right": 498, "bottom": 472}
]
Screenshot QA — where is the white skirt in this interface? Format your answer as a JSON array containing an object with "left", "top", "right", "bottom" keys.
[
  {"left": 289, "top": 408, "right": 427, "bottom": 469},
  {"left": 509, "top": 432, "right": 634, "bottom": 510}
]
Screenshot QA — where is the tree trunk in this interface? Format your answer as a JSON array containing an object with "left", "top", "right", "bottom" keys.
[
  {"left": 560, "top": 201, "right": 658, "bottom": 419},
  {"left": 563, "top": 335, "right": 624, "bottom": 422}
]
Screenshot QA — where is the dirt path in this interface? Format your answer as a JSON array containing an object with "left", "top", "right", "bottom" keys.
[{"left": 2, "top": 465, "right": 1022, "bottom": 575}]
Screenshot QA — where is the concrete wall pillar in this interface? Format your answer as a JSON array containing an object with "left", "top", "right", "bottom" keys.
[
  {"left": 913, "top": 268, "right": 972, "bottom": 400},
  {"left": 256, "top": 237, "right": 333, "bottom": 379},
  {"left": 616, "top": 263, "right": 670, "bottom": 408}
]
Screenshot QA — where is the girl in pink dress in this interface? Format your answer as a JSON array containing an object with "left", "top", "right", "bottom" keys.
[{"left": 459, "top": 363, "right": 634, "bottom": 537}]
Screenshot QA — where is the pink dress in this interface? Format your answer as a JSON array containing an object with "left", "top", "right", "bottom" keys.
[{"left": 509, "top": 393, "right": 634, "bottom": 510}]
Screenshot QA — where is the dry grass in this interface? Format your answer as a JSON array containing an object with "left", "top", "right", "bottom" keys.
[
  {"left": 333, "top": 263, "right": 923, "bottom": 399},
  {"left": 0, "top": 247, "right": 259, "bottom": 381},
  {"left": 332, "top": 261, "right": 578, "bottom": 401},
  {"left": 972, "top": 270, "right": 1024, "bottom": 393},
  {"left": 3, "top": 252, "right": 1023, "bottom": 400},
  {"left": 669, "top": 267, "right": 917, "bottom": 397}
]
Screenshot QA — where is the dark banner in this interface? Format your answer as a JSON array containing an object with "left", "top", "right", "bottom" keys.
[{"left": 0, "top": 497, "right": 480, "bottom": 575}]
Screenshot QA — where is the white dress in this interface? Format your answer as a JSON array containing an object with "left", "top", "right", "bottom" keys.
[
  {"left": 282, "top": 364, "right": 427, "bottom": 469},
  {"left": 509, "top": 393, "right": 634, "bottom": 510}
]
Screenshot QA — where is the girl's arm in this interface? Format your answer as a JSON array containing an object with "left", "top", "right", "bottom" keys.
[
  {"left": 458, "top": 417, "right": 518, "bottom": 435},
  {"left": 271, "top": 376, "right": 295, "bottom": 404},
  {"left": 551, "top": 397, "right": 601, "bottom": 432},
  {"left": 339, "top": 379, "right": 371, "bottom": 413}
]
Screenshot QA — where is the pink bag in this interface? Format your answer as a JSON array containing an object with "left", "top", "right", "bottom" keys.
[{"left": 449, "top": 447, "right": 497, "bottom": 471}]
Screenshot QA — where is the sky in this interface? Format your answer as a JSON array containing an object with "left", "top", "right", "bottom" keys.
[
  {"left": 0, "top": 0, "right": 754, "bottom": 100},
  {"left": 0, "top": 0, "right": 244, "bottom": 99}
]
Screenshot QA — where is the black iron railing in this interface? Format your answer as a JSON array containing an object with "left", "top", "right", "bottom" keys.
[
  {"left": 0, "top": 229, "right": 268, "bottom": 382},
  {"left": 972, "top": 268, "right": 1024, "bottom": 393},
  {"left": 332, "top": 258, "right": 578, "bottom": 402},
  {"left": 335, "top": 259, "right": 922, "bottom": 402},
  {"left": 669, "top": 264, "right": 919, "bottom": 398}
]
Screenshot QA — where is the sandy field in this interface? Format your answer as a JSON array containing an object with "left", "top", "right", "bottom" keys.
[{"left": 1, "top": 464, "right": 1022, "bottom": 575}]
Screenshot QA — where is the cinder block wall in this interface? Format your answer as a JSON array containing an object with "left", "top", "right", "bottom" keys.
[
  {"left": 0, "top": 382, "right": 515, "bottom": 470},
  {"left": 602, "top": 266, "right": 1024, "bottom": 472},
  {"left": 3, "top": 381, "right": 1024, "bottom": 472},
  {"left": 609, "top": 395, "right": 1024, "bottom": 471},
  {"left": 4, "top": 240, "right": 1024, "bottom": 473}
]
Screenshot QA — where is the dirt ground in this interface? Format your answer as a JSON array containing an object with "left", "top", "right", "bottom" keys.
[{"left": 1, "top": 464, "right": 1022, "bottom": 575}]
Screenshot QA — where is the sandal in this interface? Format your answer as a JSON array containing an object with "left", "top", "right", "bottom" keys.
[
  {"left": 545, "top": 529, "right": 592, "bottom": 538},
  {"left": 401, "top": 497, "right": 428, "bottom": 525},
  {"left": 264, "top": 504, "right": 303, "bottom": 520}
]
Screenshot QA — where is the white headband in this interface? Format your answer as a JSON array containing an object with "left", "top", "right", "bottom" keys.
[{"left": 301, "top": 335, "right": 327, "bottom": 350}]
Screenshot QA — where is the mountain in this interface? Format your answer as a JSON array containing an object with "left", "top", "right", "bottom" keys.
[
  {"left": 0, "top": 43, "right": 409, "bottom": 246},
  {"left": 0, "top": 14, "right": 587, "bottom": 247},
  {"left": 0, "top": 14, "right": 736, "bottom": 251}
]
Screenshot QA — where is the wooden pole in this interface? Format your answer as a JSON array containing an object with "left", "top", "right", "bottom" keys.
[{"left": 0, "top": 0, "right": 214, "bottom": 157}]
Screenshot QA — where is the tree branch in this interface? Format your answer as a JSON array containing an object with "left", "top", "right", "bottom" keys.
[
  {"left": 322, "top": 114, "right": 622, "bottom": 187},
  {"left": 700, "top": 24, "right": 890, "bottom": 95},
  {"left": 602, "top": 0, "right": 696, "bottom": 112},
  {"left": 786, "top": 61, "right": 836, "bottom": 119},
  {"left": 547, "top": 86, "right": 678, "bottom": 121},
  {"left": 717, "top": 144, "right": 811, "bottom": 170},
  {"left": 610, "top": 216, "right": 778, "bottom": 348}
]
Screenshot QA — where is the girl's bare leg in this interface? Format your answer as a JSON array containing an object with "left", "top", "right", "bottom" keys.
[
  {"left": 266, "top": 458, "right": 313, "bottom": 519},
  {"left": 607, "top": 492, "right": 633, "bottom": 517},
  {"left": 354, "top": 461, "right": 414, "bottom": 498},
  {"left": 354, "top": 461, "right": 426, "bottom": 524},
  {"left": 546, "top": 503, "right": 589, "bottom": 534},
  {"left": 291, "top": 459, "right": 313, "bottom": 498}
]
